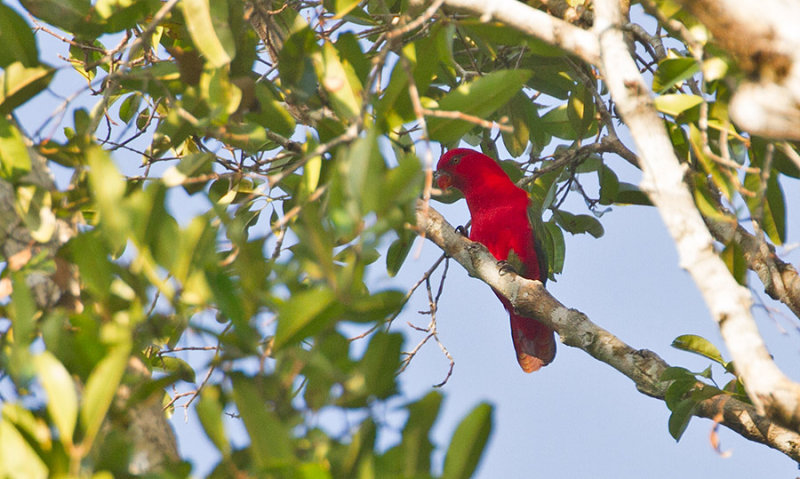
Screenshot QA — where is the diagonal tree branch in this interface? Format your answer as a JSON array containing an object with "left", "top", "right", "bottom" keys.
[
  {"left": 594, "top": 0, "right": 800, "bottom": 430},
  {"left": 441, "top": 0, "right": 600, "bottom": 66},
  {"left": 705, "top": 212, "right": 800, "bottom": 321},
  {"left": 417, "top": 202, "right": 800, "bottom": 462},
  {"left": 416, "top": 201, "right": 800, "bottom": 462}
]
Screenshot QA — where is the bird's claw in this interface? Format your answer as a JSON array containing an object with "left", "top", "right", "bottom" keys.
[
  {"left": 497, "top": 260, "right": 517, "bottom": 276},
  {"left": 455, "top": 225, "right": 469, "bottom": 236}
]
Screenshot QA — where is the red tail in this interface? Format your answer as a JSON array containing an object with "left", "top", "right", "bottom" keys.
[{"left": 509, "top": 312, "right": 556, "bottom": 372}]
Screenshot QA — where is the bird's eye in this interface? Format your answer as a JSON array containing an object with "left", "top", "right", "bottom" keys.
[{"left": 452, "top": 155, "right": 462, "bottom": 165}]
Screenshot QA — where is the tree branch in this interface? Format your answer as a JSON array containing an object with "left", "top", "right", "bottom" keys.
[
  {"left": 705, "top": 213, "right": 800, "bottom": 321},
  {"left": 441, "top": 0, "right": 600, "bottom": 66},
  {"left": 594, "top": 0, "right": 800, "bottom": 429},
  {"left": 416, "top": 201, "right": 800, "bottom": 461}
]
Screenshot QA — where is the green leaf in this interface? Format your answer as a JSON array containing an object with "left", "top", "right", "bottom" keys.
[
  {"left": 765, "top": 173, "right": 786, "bottom": 245},
  {"left": 348, "top": 290, "right": 406, "bottom": 323},
  {"left": 333, "top": 0, "right": 361, "bottom": 18},
  {"left": 0, "top": 4, "right": 39, "bottom": 68},
  {"left": 615, "top": 182, "right": 653, "bottom": 206},
  {"left": 0, "top": 116, "right": 32, "bottom": 181},
  {"left": 688, "top": 123, "right": 734, "bottom": 200},
  {"left": 0, "top": 62, "right": 54, "bottom": 115},
  {"left": 427, "top": 69, "right": 533, "bottom": 144},
  {"left": 671, "top": 334, "right": 727, "bottom": 366},
  {"left": 660, "top": 366, "right": 695, "bottom": 382},
  {"left": 231, "top": 374, "right": 293, "bottom": 467},
  {"left": 395, "top": 391, "right": 443, "bottom": 476},
  {"left": 553, "top": 210, "right": 604, "bottom": 238},
  {"left": 8, "top": 272, "right": 36, "bottom": 382},
  {"left": 598, "top": 164, "right": 619, "bottom": 205},
  {"left": 386, "top": 233, "right": 415, "bottom": 277},
  {"left": 274, "top": 286, "right": 337, "bottom": 350},
  {"left": 80, "top": 341, "right": 131, "bottom": 448},
  {"left": 19, "top": 0, "right": 92, "bottom": 35},
  {"left": 360, "top": 332, "right": 402, "bottom": 399},
  {"left": 667, "top": 398, "right": 695, "bottom": 441},
  {"left": 721, "top": 241, "right": 747, "bottom": 285},
  {"left": 442, "top": 402, "right": 493, "bottom": 479},
  {"left": 196, "top": 385, "right": 230, "bottom": 456},
  {"left": 653, "top": 94, "right": 703, "bottom": 117},
  {"left": 162, "top": 152, "right": 214, "bottom": 187},
  {"left": 567, "top": 84, "right": 595, "bottom": 141},
  {"left": 542, "top": 221, "right": 565, "bottom": 279},
  {"left": 501, "top": 93, "right": 532, "bottom": 157},
  {"left": 540, "top": 103, "right": 598, "bottom": 140},
  {"left": 181, "top": 0, "right": 235, "bottom": 68},
  {"left": 0, "top": 412, "right": 49, "bottom": 479},
  {"left": 313, "top": 41, "right": 362, "bottom": 120},
  {"left": 653, "top": 56, "right": 700, "bottom": 93},
  {"left": 247, "top": 83, "right": 296, "bottom": 136},
  {"left": 692, "top": 178, "right": 730, "bottom": 223},
  {"left": 33, "top": 352, "right": 78, "bottom": 447}
]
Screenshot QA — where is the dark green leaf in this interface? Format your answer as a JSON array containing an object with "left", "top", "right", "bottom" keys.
[
  {"left": 0, "top": 4, "right": 39, "bottom": 67},
  {"left": 231, "top": 374, "right": 293, "bottom": 467},
  {"left": 196, "top": 385, "right": 231, "bottom": 456},
  {"left": 427, "top": 69, "right": 533, "bottom": 143},
  {"left": 667, "top": 398, "right": 695, "bottom": 441},
  {"left": 540, "top": 103, "right": 598, "bottom": 140},
  {"left": 19, "top": 0, "right": 93, "bottom": 35},
  {"left": 721, "top": 241, "right": 747, "bottom": 285},
  {"left": 615, "top": 182, "right": 653, "bottom": 206},
  {"left": 598, "top": 164, "right": 619, "bottom": 205},
  {"left": 553, "top": 210, "right": 604, "bottom": 238},
  {"left": 386, "top": 233, "right": 415, "bottom": 277},
  {"left": 274, "top": 286, "right": 337, "bottom": 350},
  {"left": 360, "top": 332, "right": 402, "bottom": 399},
  {"left": 653, "top": 57, "right": 700, "bottom": 93}
]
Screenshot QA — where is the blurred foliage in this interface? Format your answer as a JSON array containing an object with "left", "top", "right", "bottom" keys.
[{"left": 0, "top": 0, "right": 796, "bottom": 476}]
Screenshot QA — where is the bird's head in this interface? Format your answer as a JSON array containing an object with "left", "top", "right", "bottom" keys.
[{"left": 435, "top": 148, "right": 507, "bottom": 194}]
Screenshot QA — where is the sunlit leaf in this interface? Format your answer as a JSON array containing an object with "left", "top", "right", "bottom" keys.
[
  {"left": 0, "top": 116, "right": 32, "bottom": 181},
  {"left": 442, "top": 402, "right": 493, "bottom": 479},
  {"left": 34, "top": 352, "right": 78, "bottom": 447},
  {"left": 653, "top": 94, "right": 703, "bottom": 117},
  {"left": 182, "top": 0, "right": 235, "bottom": 68},
  {"left": 671, "top": 334, "right": 727, "bottom": 366},
  {"left": 80, "top": 340, "right": 131, "bottom": 448},
  {"left": 0, "top": 62, "right": 54, "bottom": 115}
]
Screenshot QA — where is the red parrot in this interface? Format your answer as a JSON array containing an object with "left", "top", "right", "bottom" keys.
[{"left": 435, "top": 148, "right": 556, "bottom": 372}]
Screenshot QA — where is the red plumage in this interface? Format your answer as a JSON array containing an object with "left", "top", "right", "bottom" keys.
[{"left": 436, "top": 148, "right": 556, "bottom": 372}]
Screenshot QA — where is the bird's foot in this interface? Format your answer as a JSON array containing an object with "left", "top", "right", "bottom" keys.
[
  {"left": 497, "top": 260, "right": 518, "bottom": 276},
  {"left": 455, "top": 225, "right": 469, "bottom": 236}
]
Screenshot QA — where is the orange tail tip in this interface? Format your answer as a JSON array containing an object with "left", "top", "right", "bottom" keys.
[{"left": 510, "top": 313, "right": 556, "bottom": 373}]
